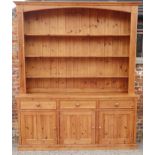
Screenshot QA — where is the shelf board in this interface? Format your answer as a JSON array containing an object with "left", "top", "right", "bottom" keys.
[
  {"left": 25, "top": 34, "right": 130, "bottom": 37},
  {"left": 27, "top": 88, "right": 128, "bottom": 94},
  {"left": 26, "top": 76, "right": 128, "bottom": 79},
  {"left": 25, "top": 55, "right": 129, "bottom": 58},
  {"left": 16, "top": 93, "right": 137, "bottom": 99}
]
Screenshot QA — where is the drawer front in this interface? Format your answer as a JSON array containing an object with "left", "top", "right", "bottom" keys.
[
  {"left": 100, "top": 100, "right": 135, "bottom": 109},
  {"left": 20, "top": 101, "right": 56, "bottom": 110},
  {"left": 60, "top": 101, "right": 96, "bottom": 109}
]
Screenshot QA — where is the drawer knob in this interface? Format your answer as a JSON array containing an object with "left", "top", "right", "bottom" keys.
[
  {"left": 99, "top": 126, "right": 102, "bottom": 129},
  {"left": 115, "top": 103, "right": 119, "bottom": 107},
  {"left": 36, "top": 104, "right": 41, "bottom": 108},
  {"left": 75, "top": 103, "right": 80, "bottom": 107}
]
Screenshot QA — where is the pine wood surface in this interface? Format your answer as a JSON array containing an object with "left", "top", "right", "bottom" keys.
[
  {"left": 15, "top": 1, "right": 141, "bottom": 150},
  {"left": 16, "top": 93, "right": 138, "bottom": 99}
]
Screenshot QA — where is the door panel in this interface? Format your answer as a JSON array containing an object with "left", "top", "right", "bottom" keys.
[
  {"left": 60, "top": 111, "right": 95, "bottom": 145},
  {"left": 21, "top": 111, "right": 57, "bottom": 145},
  {"left": 21, "top": 112, "right": 37, "bottom": 145},
  {"left": 99, "top": 110, "right": 134, "bottom": 145},
  {"left": 37, "top": 112, "right": 57, "bottom": 144}
]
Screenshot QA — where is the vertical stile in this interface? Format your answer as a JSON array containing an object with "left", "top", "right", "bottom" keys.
[
  {"left": 128, "top": 7, "right": 138, "bottom": 94},
  {"left": 17, "top": 5, "right": 26, "bottom": 93}
]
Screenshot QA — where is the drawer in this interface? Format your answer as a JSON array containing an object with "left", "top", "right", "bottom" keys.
[
  {"left": 99, "top": 100, "right": 135, "bottom": 109},
  {"left": 20, "top": 101, "right": 56, "bottom": 110},
  {"left": 60, "top": 101, "right": 96, "bottom": 109}
]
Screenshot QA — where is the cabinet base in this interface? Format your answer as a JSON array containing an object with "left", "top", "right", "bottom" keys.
[{"left": 18, "top": 144, "right": 137, "bottom": 151}]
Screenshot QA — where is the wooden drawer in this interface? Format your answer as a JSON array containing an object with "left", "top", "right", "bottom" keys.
[
  {"left": 20, "top": 101, "right": 56, "bottom": 110},
  {"left": 99, "top": 100, "right": 135, "bottom": 109},
  {"left": 60, "top": 101, "right": 96, "bottom": 109}
]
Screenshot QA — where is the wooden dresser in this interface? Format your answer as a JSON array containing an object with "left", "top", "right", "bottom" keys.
[{"left": 15, "top": 1, "right": 141, "bottom": 150}]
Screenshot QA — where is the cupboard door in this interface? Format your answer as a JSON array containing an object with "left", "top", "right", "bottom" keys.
[
  {"left": 21, "top": 111, "right": 57, "bottom": 145},
  {"left": 21, "top": 112, "right": 37, "bottom": 145},
  {"left": 60, "top": 111, "right": 95, "bottom": 145},
  {"left": 99, "top": 110, "right": 134, "bottom": 145},
  {"left": 37, "top": 112, "right": 57, "bottom": 145}
]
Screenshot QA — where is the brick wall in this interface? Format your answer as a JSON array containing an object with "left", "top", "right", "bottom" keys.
[
  {"left": 12, "top": 9, "right": 143, "bottom": 144},
  {"left": 12, "top": 9, "right": 19, "bottom": 143},
  {"left": 135, "top": 64, "right": 143, "bottom": 143}
]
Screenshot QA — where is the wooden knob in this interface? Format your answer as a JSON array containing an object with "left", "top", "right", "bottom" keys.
[
  {"left": 75, "top": 103, "right": 80, "bottom": 107},
  {"left": 99, "top": 126, "right": 102, "bottom": 129},
  {"left": 36, "top": 104, "right": 41, "bottom": 107},
  {"left": 115, "top": 103, "right": 119, "bottom": 107}
]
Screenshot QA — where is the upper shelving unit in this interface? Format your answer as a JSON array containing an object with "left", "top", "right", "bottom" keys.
[{"left": 23, "top": 7, "right": 132, "bottom": 94}]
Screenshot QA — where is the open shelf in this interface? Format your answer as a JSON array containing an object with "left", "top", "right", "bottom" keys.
[
  {"left": 25, "top": 35, "right": 130, "bottom": 58},
  {"left": 26, "top": 77, "right": 128, "bottom": 93},
  {"left": 25, "top": 57, "right": 129, "bottom": 79}
]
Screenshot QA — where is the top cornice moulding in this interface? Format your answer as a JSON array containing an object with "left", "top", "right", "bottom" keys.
[{"left": 14, "top": 1, "right": 142, "bottom": 6}]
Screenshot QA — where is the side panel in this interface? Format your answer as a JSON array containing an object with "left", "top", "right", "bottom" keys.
[
  {"left": 128, "top": 7, "right": 138, "bottom": 94},
  {"left": 17, "top": 5, "right": 26, "bottom": 93}
]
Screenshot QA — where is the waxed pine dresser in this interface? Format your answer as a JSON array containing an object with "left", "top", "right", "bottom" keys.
[{"left": 15, "top": 1, "right": 141, "bottom": 150}]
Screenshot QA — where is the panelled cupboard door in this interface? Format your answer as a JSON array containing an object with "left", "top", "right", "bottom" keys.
[
  {"left": 37, "top": 112, "right": 57, "bottom": 145},
  {"left": 60, "top": 111, "right": 95, "bottom": 145},
  {"left": 21, "top": 112, "right": 37, "bottom": 145},
  {"left": 21, "top": 111, "right": 57, "bottom": 145},
  {"left": 99, "top": 110, "right": 134, "bottom": 145}
]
